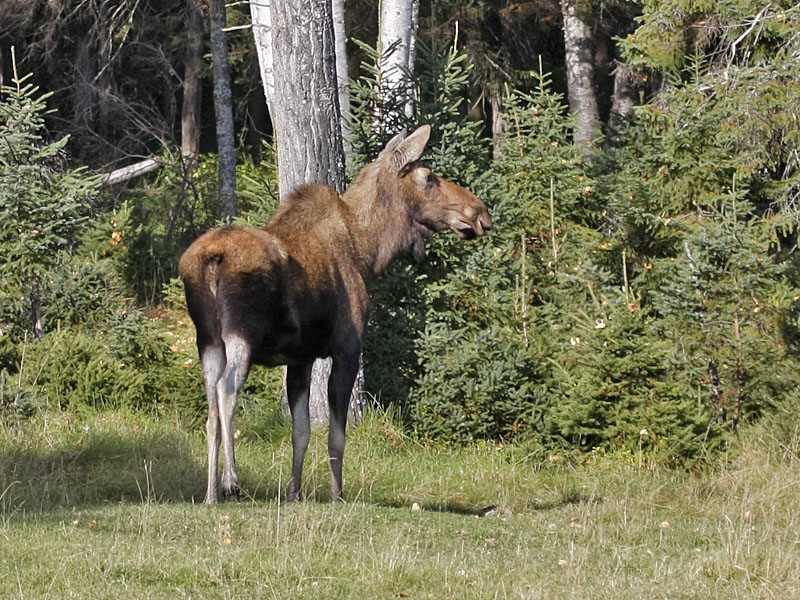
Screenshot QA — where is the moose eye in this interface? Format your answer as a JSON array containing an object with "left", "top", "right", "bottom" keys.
[{"left": 425, "top": 173, "right": 436, "bottom": 188}]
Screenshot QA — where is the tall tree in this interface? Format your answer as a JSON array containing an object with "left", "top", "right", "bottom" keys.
[
  {"left": 251, "top": 0, "right": 360, "bottom": 425},
  {"left": 560, "top": 0, "right": 600, "bottom": 146},
  {"left": 378, "top": 0, "right": 420, "bottom": 128},
  {"left": 333, "top": 0, "right": 352, "bottom": 162},
  {"left": 181, "top": 0, "right": 203, "bottom": 169},
  {"left": 209, "top": 0, "right": 238, "bottom": 219}
]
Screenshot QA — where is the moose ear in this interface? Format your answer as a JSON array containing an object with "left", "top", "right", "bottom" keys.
[
  {"left": 386, "top": 124, "right": 432, "bottom": 172},
  {"left": 382, "top": 129, "right": 408, "bottom": 154}
]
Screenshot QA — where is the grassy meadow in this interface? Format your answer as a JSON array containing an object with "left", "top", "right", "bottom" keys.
[{"left": 0, "top": 405, "right": 798, "bottom": 599}]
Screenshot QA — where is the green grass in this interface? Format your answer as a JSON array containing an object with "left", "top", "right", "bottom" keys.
[{"left": 1, "top": 406, "right": 799, "bottom": 599}]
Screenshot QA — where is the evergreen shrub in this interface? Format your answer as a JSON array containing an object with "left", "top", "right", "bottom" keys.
[{"left": 358, "top": 40, "right": 800, "bottom": 462}]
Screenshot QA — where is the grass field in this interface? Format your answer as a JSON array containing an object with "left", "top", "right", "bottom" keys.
[{"left": 1, "top": 405, "right": 798, "bottom": 599}]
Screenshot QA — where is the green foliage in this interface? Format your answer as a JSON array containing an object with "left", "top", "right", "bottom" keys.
[
  {"left": 5, "top": 0, "right": 800, "bottom": 469},
  {"left": 0, "top": 72, "right": 100, "bottom": 335},
  {"left": 621, "top": 0, "right": 800, "bottom": 73},
  {"left": 359, "top": 27, "right": 800, "bottom": 462},
  {"left": 12, "top": 313, "right": 203, "bottom": 417}
]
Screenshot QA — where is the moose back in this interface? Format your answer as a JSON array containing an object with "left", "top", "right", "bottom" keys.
[{"left": 180, "top": 125, "right": 492, "bottom": 503}]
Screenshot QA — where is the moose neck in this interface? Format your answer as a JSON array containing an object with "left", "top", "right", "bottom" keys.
[{"left": 342, "top": 162, "right": 417, "bottom": 278}]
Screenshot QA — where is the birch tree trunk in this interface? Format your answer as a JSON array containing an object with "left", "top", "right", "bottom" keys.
[
  {"left": 209, "top": 0, "right": 238, "bottom": 219},
  {"left": 560, "top": 0, "right": 600, "bottom": 147},
  {"left": 332, "top": 0, "right": 352, "bottom": 162},
  {"left": 249, "top": 0, "right": 274, "bottom": 115},
  {"left": 251, "top": 0, "right": 362, "bottom": 425},
  {"left": 379, "top": 0, "right": 420, "bottom": 129}
]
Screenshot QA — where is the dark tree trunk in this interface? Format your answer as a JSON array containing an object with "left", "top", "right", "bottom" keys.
[
  {"left": 209, "top": 0, "right": 237, "bottom": 219},
  {"left": 606, "top": 62, "right": 643, "bottom": 144},
  {"left": 560, "top": 0, "right": 600, "bottom": 147},
  {"left": 181, "top": 0, "right": 203, "bottom": 168}
]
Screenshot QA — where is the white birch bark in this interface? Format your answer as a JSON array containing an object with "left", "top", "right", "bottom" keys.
[
  {"left": 379, "top": 0, "right": 420, "bottom": 128},
  {"left": 249, "top": 0, "right": 275, "bottom": 115},
  {"left": 560, "top": 0, "right": 600, "bottom": 147},
  {"left": 332, "top": 0, "right": 352, "bottom": 162}
]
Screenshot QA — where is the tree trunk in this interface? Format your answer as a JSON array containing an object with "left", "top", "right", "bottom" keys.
[
  {"left": 606, "top": 61, "right": 642, "bottom": 145},
  {"left": 332, "top": 0, "right": 352, "bottom": 163},
  {"left": 379, "top": 0, "right": 420, "bottom": 129},
  {"left": 249, "top": 0, "right": 275, "bottom": 114},
  {"left": 268, "top": 0, "right": 347, "bottom": 195},
  {"left": 252, "top": 0, "right": 362, "bottom": 424},
  {"left": 209, "top": 0, "right": 238, "bottom": 219},
  {"left": 181, "top": 0, "right": 203, "bottom": 169},
  {"left": 560, "top": 0, "right": 600, "bottom": 147}
]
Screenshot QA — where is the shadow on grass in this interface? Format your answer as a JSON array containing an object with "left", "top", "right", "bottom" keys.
[
  {"left": 377, "top": 491, "right": 598, "bottom": 517},
  {"left": 0, "top": 428, "right": 208, "bottom": 511}
]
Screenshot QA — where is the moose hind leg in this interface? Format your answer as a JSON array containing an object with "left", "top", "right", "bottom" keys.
[
  {"left": 286, "top": 362, "right": 313, "bottom": 502},
  {"left": 216, "top": 335, "right": 251, "bottom": 501},
  {"left": 201, "top": 345, "right": 226, "bottom": 504},
  {"left": 327, "top": 352, "right": 359, "bottom": 503}
]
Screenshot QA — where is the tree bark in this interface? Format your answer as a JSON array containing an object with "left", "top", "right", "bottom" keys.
[
  {"left": 379, "top": 0, "right": 420, "bottom": 129},
  {"left": 181, "top": 0, "right": 203, "bottom": 168},
  {"left": 249, "top": 0, "right": 275, "bottom": 115},
  {"left": 606, "top": 61, "right": 642, "bottom": 145},
  {"left": 560, "top": 0, "right": 600, "bottom": 147},
  {"left": 332, "top": 0, "right": 352, "bottom": 163},
  {"left": 209, "top": 0, "right": 238, "bottom": 219},
  {"left": 253, "top": 0, "right": 362, "bottom": 424},
  {"left": 31, "top": 280, "right": 42, "bottom": 339},
  {"left": 269, "top": 0, "right": 347, "bottom": 195}
]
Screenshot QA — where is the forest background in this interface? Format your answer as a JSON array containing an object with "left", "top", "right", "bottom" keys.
[{"left": 1, "top": 0, "right": 800, "bottom": 466}]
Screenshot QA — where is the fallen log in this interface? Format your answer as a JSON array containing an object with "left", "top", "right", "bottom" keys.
[{"left": 101, "top": 158, "right": 163, "bottom": 186}]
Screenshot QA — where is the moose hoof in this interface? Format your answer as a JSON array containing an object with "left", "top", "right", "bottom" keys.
[
  {"left": 286, "top": 482, "right": 302, "bottom": 502},
  {"left": 222, "top": 484, "right": 241, "bottom": 502}
]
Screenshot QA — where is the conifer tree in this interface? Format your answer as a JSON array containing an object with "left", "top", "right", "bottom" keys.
[{"left": 0, "top": 69, "right": 100, "bottom": 338}]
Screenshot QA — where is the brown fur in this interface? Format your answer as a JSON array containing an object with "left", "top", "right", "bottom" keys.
[{"left": 180, "top": 125, "right": 492, "bottom": 503}]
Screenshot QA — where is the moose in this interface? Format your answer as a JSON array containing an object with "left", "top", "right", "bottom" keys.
[{"left": 180, "top": 125, "right": 492, "bottom": 503}]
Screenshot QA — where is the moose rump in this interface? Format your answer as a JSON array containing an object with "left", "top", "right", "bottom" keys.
[{"left": 180, "top": 125, "right": 492, "bottom": 503}]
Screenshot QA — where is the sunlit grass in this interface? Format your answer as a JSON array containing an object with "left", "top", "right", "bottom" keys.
[{"left": 1, "top": 406, "right": 798, "bottom": 599}]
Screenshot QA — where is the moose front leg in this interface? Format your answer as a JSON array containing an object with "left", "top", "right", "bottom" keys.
[
  {"left": 327, "top": 351, "right": 359, "bottom": 503},
  {"left": 286, "top": 362, "right": 313, "bottom": 502}
]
